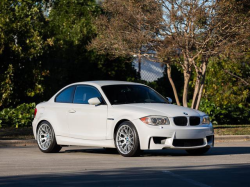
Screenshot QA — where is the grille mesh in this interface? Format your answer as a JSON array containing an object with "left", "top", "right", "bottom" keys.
[
  {"left": 173, "top": 117, "right": 187, "bottom": 126},
  {"left": 190, "top": 116, "right": 200, "bottom": 126}
]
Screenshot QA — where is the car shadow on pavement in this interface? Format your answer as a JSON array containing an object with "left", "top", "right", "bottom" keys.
[
  {"left": 0, "top": 164, "right": 249, "bottom": 187},
  {"left": 63, "top": 148, "right": 120, "bottom": 155},
  {"left": 61, "top": 146, "right": 250, "bottom": 157}
]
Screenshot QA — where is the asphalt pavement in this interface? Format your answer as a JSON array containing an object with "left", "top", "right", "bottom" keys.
[{"left": 0, "top": 141, "right": 250, "bottom": 187}]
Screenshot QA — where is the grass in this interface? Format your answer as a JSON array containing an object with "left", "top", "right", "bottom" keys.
[
  {"left": 0, "top": 125, "right": 250, "bottom": 139},
  {"left": 214, "top": 124, "right": 250, "bottom": 136}
]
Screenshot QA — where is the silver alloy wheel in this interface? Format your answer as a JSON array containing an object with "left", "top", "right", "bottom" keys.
[
  {"left": 116, "top": 125, "right": 135, "bottom": 154},
  {"left": 37, "top": 123, "right": 53, "bottom": 151}
]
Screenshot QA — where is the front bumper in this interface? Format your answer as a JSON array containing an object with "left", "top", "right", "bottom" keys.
[{"left": 132, "top": 119, "right": 214, "bottom": 150}]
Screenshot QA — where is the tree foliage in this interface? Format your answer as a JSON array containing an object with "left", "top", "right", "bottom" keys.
[
  {"left": 0, "top": 103, "right": 35, "bottom": 128},
  {"left": 199, "top": 51, "right": 250, "bottom": 124},
  {"left": 0, "top": 0, "right": 249, "bottom": 127},
  {"left": 40, "top": 0, "right": 138, "bottom": 100},
  {"left": 0, "top": 64, "right": 14, "bottom": 107},
  {"left": 0, "top": 0, "right": 139, "bottom": 108},
  {"left": 89, "top": 0, "right": 161, "bottom": 59},
  {"left": 89, "top": 0, "right": 250, "bottom": 110},
  {"left": 0, "top": 0, "right": 50, "bottom": 107}
]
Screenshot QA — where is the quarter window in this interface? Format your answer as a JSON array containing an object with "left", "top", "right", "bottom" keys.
[
  {"left": 55, "top": 86, "right": 75, "bottom": 103},
  {"left": 73, "top": 86, "right": 103, "bottom": 104}
]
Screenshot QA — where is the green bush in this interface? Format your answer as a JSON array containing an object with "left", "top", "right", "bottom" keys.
[
  {"left": 199, "top": 99, "right": 250, "bottom": 125},
  {"left": 0, "top": 103, "right": 36, "bottom": 128}
]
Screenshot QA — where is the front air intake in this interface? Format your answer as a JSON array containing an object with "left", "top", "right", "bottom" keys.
[{"left": 173, "top": 139, "right": 204, "bottom": 147}]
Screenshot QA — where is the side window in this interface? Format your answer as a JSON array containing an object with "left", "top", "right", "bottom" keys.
[
  {"left": 73, "top": 86, "right": 103, "bottom": 104},
  {"left": 55, "top": 86, "right": 75, "bottom": 103}
]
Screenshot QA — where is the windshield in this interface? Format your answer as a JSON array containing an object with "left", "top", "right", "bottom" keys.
[{"left": 102, "top": 85, "right": 167, "bottom": 105}]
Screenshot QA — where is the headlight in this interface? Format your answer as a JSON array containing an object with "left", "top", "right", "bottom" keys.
[
  {"left": 202, "top": 116, "right": 210, "bottom": 124},
  {"left": 140, "top": 116, "right": 170, "bottom": 126}
]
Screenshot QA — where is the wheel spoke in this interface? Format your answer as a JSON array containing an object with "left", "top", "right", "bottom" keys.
[
  {"left": 39, "top": 129, "right": 45, "bottom": 135},
  {"left": 119, "top": 132, "right": 126, "bottom": 137},
  {"left": 128, "top": 140, "right": 134, "bottom": 145}
]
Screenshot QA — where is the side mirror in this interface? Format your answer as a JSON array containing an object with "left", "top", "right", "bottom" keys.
[
  {"left": 166, "top": 97, "right": 172, "bottom": 104},
  {"left": 88, "top": 97, "right": 101, "bottom": 105}
]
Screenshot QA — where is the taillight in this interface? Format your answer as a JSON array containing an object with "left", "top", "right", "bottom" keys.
[{"left": 34, "top": 108, "right": 37, "bottom": 118}]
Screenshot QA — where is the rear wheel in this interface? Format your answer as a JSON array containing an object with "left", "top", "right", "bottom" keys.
[
  {"left": 37, "top": 121, "right": 61, "bottom": 153},
  {"left": 186, "top": 147, "right": 210, "bottom": 155},
  {"left": 115, "top": 121, "right": 141, "bottom": 157}
]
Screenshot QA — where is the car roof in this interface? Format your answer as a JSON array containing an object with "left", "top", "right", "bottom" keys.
[
  {"left": 48, "top": 81, "right": 146, "bottom": 103},
  {"left": 71, "top": 80, "right": 144, "bottom": 87}
]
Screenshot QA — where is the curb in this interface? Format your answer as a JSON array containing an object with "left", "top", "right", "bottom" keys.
[
  {"left": 0, "top": 139, "right": 37, "bottom": 147},
  {"left": 215, "top": 135, "right": 250, "bottom": 142},
  {"left": 0, "top": 135, "right": 250, "bottom": 147}
]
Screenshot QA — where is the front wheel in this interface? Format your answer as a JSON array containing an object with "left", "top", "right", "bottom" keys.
[
  {"left": 115, "top": 121, "right": 141, "bottom": 157},
  {"left": 186, "top": 147, "right": 210, "bottom": 155},
  {"left": 37, "top": 121, "right": 62, "bottom": 153}
]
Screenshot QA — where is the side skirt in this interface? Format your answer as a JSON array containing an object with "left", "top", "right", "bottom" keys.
[{"left": 56, "top": 136, "right": 115, "bottom": 148}]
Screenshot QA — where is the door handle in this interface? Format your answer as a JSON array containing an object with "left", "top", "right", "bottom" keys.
[{"left": 68, "top": 109, "right": 76, "bottom": 113}]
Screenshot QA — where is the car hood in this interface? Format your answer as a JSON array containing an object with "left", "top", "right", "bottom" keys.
[{"left": 112, "top": 103, "right": 206, "bottom": 118}]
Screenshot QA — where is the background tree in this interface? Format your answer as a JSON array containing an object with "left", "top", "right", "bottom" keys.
[
  {"left": 89, "top": 0, "right": 163, "bottom": 78},
  {"left": 199, "top": 52, "right": 250, "bottom": 124},
  {"left": 0, "top": 0, "right": 139, "bottom": 106},
  {"left": 0, "top": 0, "right": 49, "bottom": 108},
  {"left": 89, "top": 0, "right": 250, "bottom": 109},
  {"left": 0, "top": 0, "right": 139, "bottom": 127},
  {"left": 0, "top": 0, "right": 249, "bottom": 127},
  {"left": 0, "top": 64, "right": 14, "bottom": 107},
  {"left": 41, "top": 0, "right": 139, "bottom": 100}
]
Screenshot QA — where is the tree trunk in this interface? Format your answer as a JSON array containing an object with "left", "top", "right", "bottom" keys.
[
  {"left": 195, "top": 83, "right": 204, "bottom": 110},
  {"left": 182, "top": 57, "right": 191, "bottom": 108},
  {"left": 183, "top": 70, "right": 191, "bottom": 107},
  {"left": 191, "top": 76, "right": 201, "bottom": 109},
  {"left": 138, "top": 55, "right": 141, "bottom": 75},
  {"left": 166, "top": 64, "right": 181, "bottom": 106},
  {"left": 195, "top": 62, "right": 207, "bottom": 110}
]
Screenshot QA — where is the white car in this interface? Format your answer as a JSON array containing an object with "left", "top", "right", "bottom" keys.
[{"left": 32, "top": 81, "right": 214, "bottom": 157}]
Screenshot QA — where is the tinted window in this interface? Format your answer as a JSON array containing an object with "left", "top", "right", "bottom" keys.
[
  {"left": 73, "top": 86, "right": 103, "bottom": 104},
  {"left": 102, "top": 85, "right": 167, "bottom": 105},
  {"left": 55, "top": 86, "right": 75, "bottom": 103}
]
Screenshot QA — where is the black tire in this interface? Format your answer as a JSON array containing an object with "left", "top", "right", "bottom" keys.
[
  {"left": 114, "top": 121, "right": 141, "bottom": 157},
  {"left": 36, "top": 121, "right": 62, "bottom": 153},
  {"left": 186, "top": 147, "right": 210, "bottom": 155}
]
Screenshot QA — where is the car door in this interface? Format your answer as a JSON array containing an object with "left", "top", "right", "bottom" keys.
[
  {"left": 53, "top": 85, "right": 76, "bottom": 137},
  {"left": 67, "top": 85, "right": 108, "bottom": 140}
]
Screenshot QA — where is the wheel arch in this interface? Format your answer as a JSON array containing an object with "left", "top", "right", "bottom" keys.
[
  {"left": 113, "top": 119, "right": 141, "bottom": 140},
  {"left": 36, "top": 120, "right": 50, "bottom": 133},
  {"left": 35, "top": 117, "right": 58, "bottom": 139}
]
